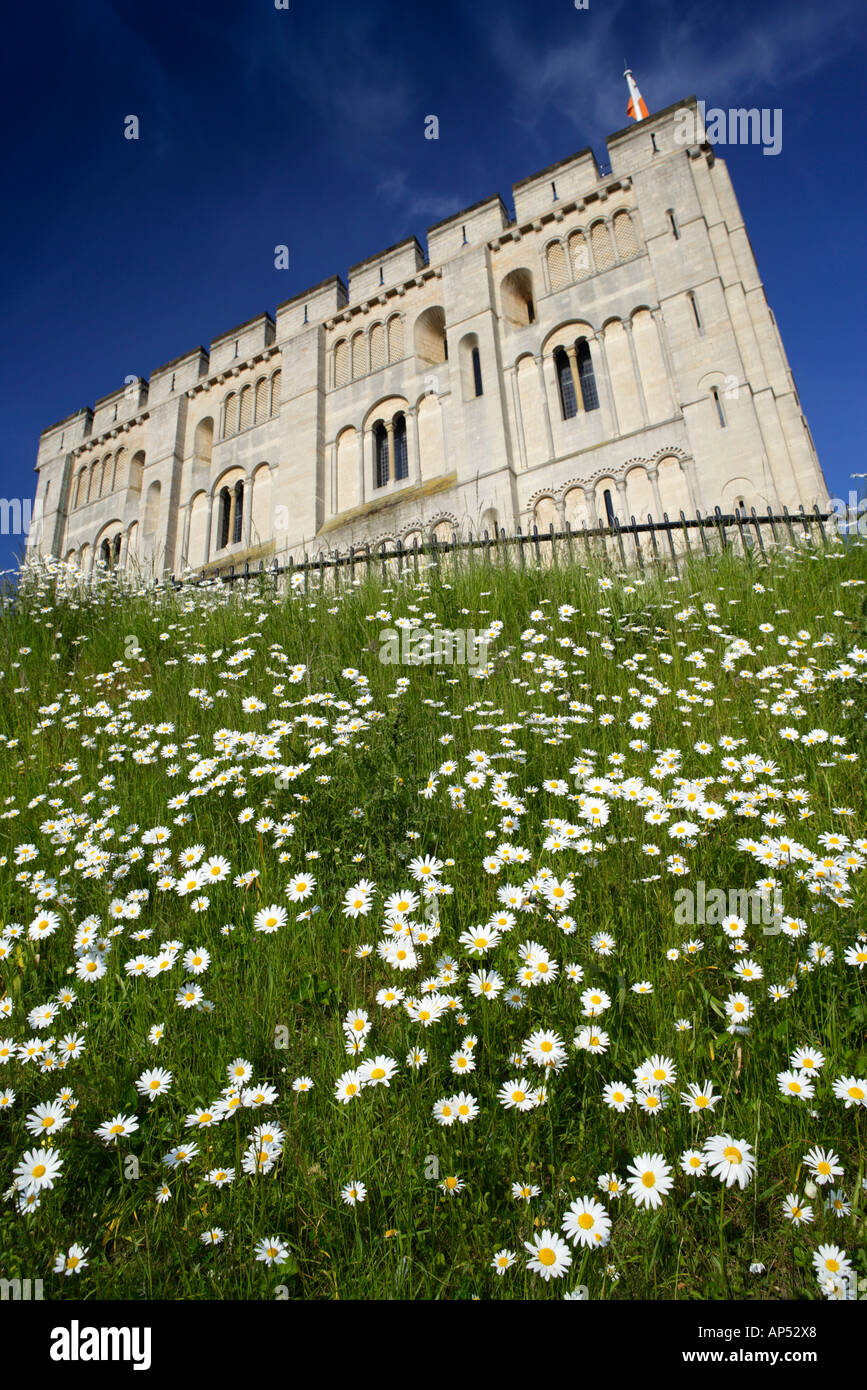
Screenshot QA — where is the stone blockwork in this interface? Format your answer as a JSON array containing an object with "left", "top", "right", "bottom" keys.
[{"left": 28, "top": 97, "right": 827, "bottom": 576}]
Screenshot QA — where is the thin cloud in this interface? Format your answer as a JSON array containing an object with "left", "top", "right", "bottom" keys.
[
  {"left": 376, "top": 168, "right": 468, "bottom": 226},
  {"left": 480, "top": 0, "right": 861, "bottom": 139}
]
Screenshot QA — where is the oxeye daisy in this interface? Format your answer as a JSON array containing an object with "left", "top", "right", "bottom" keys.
[
  {"left": 782, "top": 1193, "right": 813, "bottom": 1226},
  {"left": 626, "top": 1152, "right": 673, "bottom": 1209},
  {"left": 680, "top": 1149, "right": 707, "bottom": 1177},
  {"left": 703, "top": 1134, "right": 756, "bottom": 1190},
  {"left": 54, "top": 1244, "right": 89, "bottom": 1276},
  {"left": 523, "top": 1228, "right": 572, "bottom": 1281},
  {"left": 561, "top": 1196, "right": 611, "bottom": 1249},
  {"left": 491, "top": 1248, "right": 517, "bottom": 1275},
  {"left": 341, "top": 1179, "right": 367, "bottom": 1205}
]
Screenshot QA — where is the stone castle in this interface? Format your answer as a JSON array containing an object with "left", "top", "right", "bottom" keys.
[{"left": 27, "top": 94, "right": 828, "bottom": 576}]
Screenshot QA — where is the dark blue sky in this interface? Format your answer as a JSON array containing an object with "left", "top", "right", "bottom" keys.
[{"left": 2, "top": 0, "right": 865, "bottom": 570}]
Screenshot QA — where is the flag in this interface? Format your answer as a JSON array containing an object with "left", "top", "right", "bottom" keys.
[{"left": 624, "top": 68, "right": 649, "bottom": 121}]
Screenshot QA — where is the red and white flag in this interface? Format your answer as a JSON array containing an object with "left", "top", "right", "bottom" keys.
[{"left": 624, "top": 68, "right": 649, "bottom": 121}]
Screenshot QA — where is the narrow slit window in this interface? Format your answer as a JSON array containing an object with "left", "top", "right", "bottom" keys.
[
  {"left": 668, "top": 209, "right": 679, "bottom": 239},
  {"left": 555, "top": 348, "right": 577, "bottom": 420},
  {"left": 688, "top": 291, "right": 703, "bottom": 333},
  {"left": 711, "top": 386, "right": 726, "bottom": 428},
  {"left": 394, "top": 416, "right": 408, "bottom": 480},
  {"left": 471, "top": 346, "right": 483, "bottom": 397}
]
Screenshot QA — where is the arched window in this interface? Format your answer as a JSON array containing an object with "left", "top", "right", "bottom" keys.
[
  {"left": 239, "top": 385, "right": 253, "bottom": 430},
  {"left": 613, "top": 211, "right": 639, "bottom": 260},
  {"left": 604, "top": 489, "right": 616, "bottom": 525},
  {"left": 590, "top": 222, "right": 615, "bottom": 272},
  {"left": 374, "top": 422, "right": 389, "bottom": 488},
  {"left": 193, "top": 420, "right": 214, "bottom": 471},
  {"left": 112, "top": 449, "right": 126, "bottom": 492},
  {"left": 414, "top": 307, "right": 447, "bottom": 366},
  {"left": 74, "top": 468, "right": 86, "bottom": 508},
  {"left": 387, "top": 315, "right": 404, "bottom": 363},
  {"left": 577, "top": 339, "right": 599, "bottom": 411},
  {"left": 546, "top": 241, "right": 568, "bottom": 292},
  {"left": 554, "top": 348, "right": 577, "bottom": 420},
  {"left": 218, "top": 487, "right": 231, "bottom": 550},
  {"left": 471, "top": 347, "right": 483, "bottom": 398},
  {"left": 270, "top": 370, "right": 282, "bottom": 416},
  {"left": 351, "top": 332, "right": 366, "bottom": 380},
  {"left": 394, "top": 414, "right": 408, "bottom": 481},
  {"left": 501, "top": 268, "right": 536, "bottom": 326},
  {"left": 232, "top": 482, "right": 244, "bottom": 544},
  {"left": 569, "top": 231, "right": 590, "bottom": 280},
  {"left": 100, "top": 539, "right": 111, "bottom": 568},
  {"left": 334, "top": 339, "right": 349, "bottom": 387},
  {"left": 223, "top": 393, "right": 239, "bottom": 438},
  {"left": 370, "top": 322, "right": 386, "bottom": 372},
  {"left": 144, "top": 481, "right": 161, "bottom": 536},
  {"left": 255, "top": 377, "right": 269, "bottom": 422},
  {"left": 113, "top": 534, "right": 121, "bottom": 565}
]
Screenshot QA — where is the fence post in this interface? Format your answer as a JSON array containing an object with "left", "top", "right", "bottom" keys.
[
  {"left": 662, "top": 512, "right": 677, "bottom": 567},
  {"left": 516, "top": 524, "right": 526, "bottom": 569},
  {"left": 365, "top": 543, "right": 371, "bottom": 583},
  {"left": 749, "top": 508, "right": 766, "bottom": 556},
  {"left": 565, "top": 519, "right": 574, "bottom": 566},
  {"left": 714, "top": 506, "right": 728, "bottom": 552},
  {"left": 766, "top": 506, "right": 780, "bottom": 545},
  {"left": 781, "top": 505, "right": 796, "bottom": 546},
  {"left": 678, "top": 509, "right": 693, "bottom": 555},
  {"left": 273, "top": 556, "right": 279, "bottom": 591},
  {"left": 431, "top": 532, "right": 439, "bottom": 571},
  {"left": 733, "top": 506, "right": 748, "bottom": 557},
  {"left": 647, "top": 513, "right": 660, "bottom": 562},
  {"left": 349, "top": 544, "right": 355, "bottom": 585},
  {"left": 631, "top": 515, "right": 644, "bottom": 572},
  {"left": 813, "top": 502, "right": 827, "bottom": 546},
  {"left": 533, "top": 524, "right": 542, "bottom": 567}
]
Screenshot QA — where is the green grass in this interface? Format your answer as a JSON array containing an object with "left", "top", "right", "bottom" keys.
[{"left": 0, "top": 534, "right": 865, "bottom": 1300}]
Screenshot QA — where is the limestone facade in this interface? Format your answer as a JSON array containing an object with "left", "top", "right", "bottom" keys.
[{"left": 28, "top": 97, "right": 828, "bottom": 576}]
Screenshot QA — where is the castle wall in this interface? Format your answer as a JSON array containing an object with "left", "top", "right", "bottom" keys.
[{"left": 27, "top": 97, "right": 828, "bottom": 575}]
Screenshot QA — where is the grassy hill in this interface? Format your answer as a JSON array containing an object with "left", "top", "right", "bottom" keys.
[{"left": 0, "top": 534, "right": 865, "bottom": 1300}]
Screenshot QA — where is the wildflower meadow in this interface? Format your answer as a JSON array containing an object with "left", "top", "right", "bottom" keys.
[{"left": 0, "top": 533, "right": 865, "bottom": 1302}]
